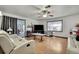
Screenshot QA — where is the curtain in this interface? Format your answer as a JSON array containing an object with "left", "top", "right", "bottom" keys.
[
  {"left": 10, "top": 17, "right": 17, "bottom": 34},
  {"left": 1, "top": 15, "right": 17, "bottom": 34},
  {"left": 0, "top": 16, "right": 2, "bottom": 30}
]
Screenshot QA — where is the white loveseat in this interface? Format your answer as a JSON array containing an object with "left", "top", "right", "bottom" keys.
[{"left": 0, "top": 30, "right": 36, "bottom": 54}]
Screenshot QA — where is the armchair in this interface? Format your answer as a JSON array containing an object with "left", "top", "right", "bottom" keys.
[
  {"left": 67, "top": 35, "right": 79, "bottom": 54},
  {"left": 0, "top": 30, "right": 36, "bottom": 54}
]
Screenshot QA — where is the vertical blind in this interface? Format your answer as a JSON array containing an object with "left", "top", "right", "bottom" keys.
[{"left": 1, "top": 15, "right": 17, "bottom": 34}]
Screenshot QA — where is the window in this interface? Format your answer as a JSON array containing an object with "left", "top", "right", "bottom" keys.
[{"left": 47, "top": 20, "right": 63, "bottom": 32}]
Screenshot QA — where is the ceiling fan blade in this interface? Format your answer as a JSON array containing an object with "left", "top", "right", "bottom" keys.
[
  {"left": 49, "top": 14, "right": 54, "bottom": 17},
  {"left": 45, "top": 5, "right": 51, "bottom": 8},
  {"left": 32, "top": 5, "right": 42, "bottom": 10}
]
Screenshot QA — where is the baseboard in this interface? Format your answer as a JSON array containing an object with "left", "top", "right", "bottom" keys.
[{"left": 54, "top": 36, "right": 68, "bottom": 39}]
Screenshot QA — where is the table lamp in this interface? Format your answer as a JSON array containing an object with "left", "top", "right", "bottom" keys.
[{"left": 7, "top": 27, "right": 13, "bottom": 34}]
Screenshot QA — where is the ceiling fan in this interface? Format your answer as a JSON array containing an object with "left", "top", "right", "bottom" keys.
[{"left": 37, "top": 5, "right": 54, "bottom": 18}]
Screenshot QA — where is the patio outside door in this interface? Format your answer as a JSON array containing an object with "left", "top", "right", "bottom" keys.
[{"left": 17, "top": 19, "right": 26, "bottom": 37}]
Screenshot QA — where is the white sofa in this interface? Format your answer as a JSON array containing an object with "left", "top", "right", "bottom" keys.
[
  {"left": 0, "top": 30, "right": 36, "bottom": 54},
  {"left": 67, "top": 35, "right": 79, "bottom": 54}
]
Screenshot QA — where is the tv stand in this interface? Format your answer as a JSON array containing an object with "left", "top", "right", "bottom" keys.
[{"left": 33, "top": 30, "right": 44, "bottom": 34}]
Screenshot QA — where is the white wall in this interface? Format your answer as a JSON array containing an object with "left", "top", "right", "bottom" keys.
[
  {"left": 39, "top": 14, "right": 79, "bottom": 37},
  {"left": 53, "top": 5, "right": 79, "bottom": 18}
]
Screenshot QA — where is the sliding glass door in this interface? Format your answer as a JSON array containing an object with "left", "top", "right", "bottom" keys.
[{"left": 17, "top": 19, "right": 26, "bottom": 37}]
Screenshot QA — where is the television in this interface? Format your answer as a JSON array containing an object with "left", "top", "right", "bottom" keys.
[
  {"left": 33, "top": 25, "right": 44, "bottom": 33},
  {"left": 47, "top": 20, "right": 63, "bottom": 32}
]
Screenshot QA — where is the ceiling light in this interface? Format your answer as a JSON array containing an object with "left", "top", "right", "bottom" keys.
[{"left": 43, "top": 14, "right": 47, "bottom": 17}]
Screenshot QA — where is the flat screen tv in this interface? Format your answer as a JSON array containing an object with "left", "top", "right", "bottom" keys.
[
  {"left": 34, "top": 25, "right": 44, "bottom": 30},
  {"left": 34, "top": 25, "right": 44, "bottom": 33}
]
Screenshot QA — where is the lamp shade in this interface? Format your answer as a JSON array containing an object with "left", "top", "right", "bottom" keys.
[
  {"left": 7, "top": 27, "right": 13, "bottom": 31},
  {"left": 27, "top": 27, "right": 32, "bottom": 31},
  {"left": 72, "top": 27, "right": 77, "bottom": 32},
  {"left": 0, "top": 11, "right": 2, "bottom": 16}
]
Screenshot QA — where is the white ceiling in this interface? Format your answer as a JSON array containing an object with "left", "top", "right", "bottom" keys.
[{"left": 0, "top": 5, "right": 79, "bottom": 20}]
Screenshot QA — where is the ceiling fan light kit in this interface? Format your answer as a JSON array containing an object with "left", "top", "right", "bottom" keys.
[
  {"left": 43, "top": 14, "right": 47, "bottom": 17},
  {"left": 37, "top": 5, "right": 54, "bottom": 18}
]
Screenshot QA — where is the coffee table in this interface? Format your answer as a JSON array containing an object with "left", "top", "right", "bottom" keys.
[{"left": 32, "top": 33, "right": 46, "bottom": 42}]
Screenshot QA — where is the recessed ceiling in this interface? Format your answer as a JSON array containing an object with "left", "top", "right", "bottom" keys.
[{"left": 0, "top": 5, "right": 79, "bottom": 20}]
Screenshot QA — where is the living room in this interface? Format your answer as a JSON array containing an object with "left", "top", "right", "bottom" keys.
[{"left": 0, "top": 5, "right": 79, "bottom": 54}]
